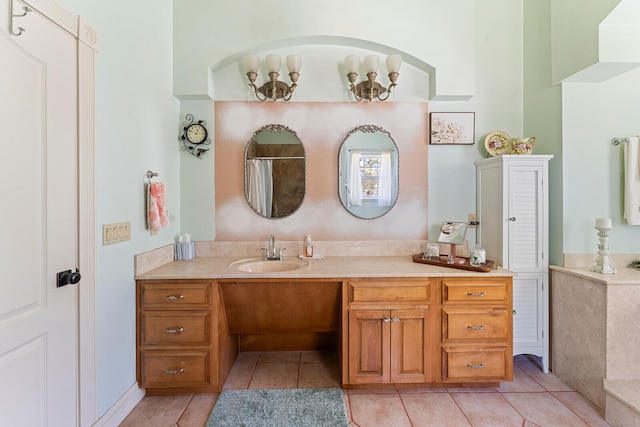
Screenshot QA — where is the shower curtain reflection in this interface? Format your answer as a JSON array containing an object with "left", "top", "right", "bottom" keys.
[{"left": 247, "top": 159, "right": 273, "bottom": 218}]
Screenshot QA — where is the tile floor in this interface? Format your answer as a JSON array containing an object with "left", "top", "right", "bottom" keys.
[{"left": 120, "top": 352, "right": 610, "bottom": 427}]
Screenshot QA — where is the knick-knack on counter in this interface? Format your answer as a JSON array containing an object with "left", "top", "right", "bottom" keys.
[{"left": 304, "top": 235, "right": 314, "bottom": 258}]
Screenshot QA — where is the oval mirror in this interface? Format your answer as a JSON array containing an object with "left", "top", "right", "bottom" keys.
[
  {"left": 338, "top": 125, "right": 399, "bottom": 219},
  {"left": 244, "top": 124, "right": 306, "bottom": 219}
]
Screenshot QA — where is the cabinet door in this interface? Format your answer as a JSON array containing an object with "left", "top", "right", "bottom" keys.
[
  {"left": 390, "top": 310, "right": 430, "bottom": 383},
  {"left": 507, "top": 164, "right": 545, "bottom": 272},
  {"left": 348, "top": 310, "right": 390, "bottom": 384},
  {"left": 512, "top": 273, "right": 545, "bottom": 361}
]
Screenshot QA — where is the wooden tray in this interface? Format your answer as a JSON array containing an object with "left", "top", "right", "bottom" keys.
[{"left": 412, "top": 254, "right": 496, "bottom": 273}]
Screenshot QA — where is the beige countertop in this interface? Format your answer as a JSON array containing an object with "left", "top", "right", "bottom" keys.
[
  {"left": 135, "top": 255, "right": 516, "bottom": 281},
  {"left": 550, "top": 265, "right": 640, "bottom": 285}
]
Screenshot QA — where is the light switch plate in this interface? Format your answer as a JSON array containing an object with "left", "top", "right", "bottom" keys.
[
  {"left": 468, "top": 213, "right": 477, "bottom": 228},
  {"left": 103, "top": 221, "right": 131, "bottom": 245}
]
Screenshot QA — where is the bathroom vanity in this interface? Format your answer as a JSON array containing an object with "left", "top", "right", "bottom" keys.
[{"left": 135, "top": 255, "right": 514, "bottom": 394}]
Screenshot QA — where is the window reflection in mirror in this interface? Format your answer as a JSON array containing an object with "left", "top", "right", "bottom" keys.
[
  {"left": 338, "top": 125, "right": 399, "bottom": 219},
  {"left": 244, "top": 124, "right": 305, "bottom": 219}
]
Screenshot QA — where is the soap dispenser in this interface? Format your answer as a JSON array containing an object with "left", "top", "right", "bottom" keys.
[{"left": 304, "top": 235, "right": 314, "bottom": 258}]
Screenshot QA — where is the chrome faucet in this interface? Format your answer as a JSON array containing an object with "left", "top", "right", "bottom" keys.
[
  {"left": 268, "top": 235, "right": 275, "bottom": 255},
  {"left": 263, "top": 234, "right": 285, "bottom": 260}
]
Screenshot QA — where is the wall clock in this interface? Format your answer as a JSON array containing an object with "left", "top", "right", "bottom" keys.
[{"left": 180, "top": 114, "right": 211, "bottom": 158}]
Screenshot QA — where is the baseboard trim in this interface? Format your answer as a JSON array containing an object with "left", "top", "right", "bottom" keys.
[{"left": 91, "top": 383, "right": 145, "bottom": 427}]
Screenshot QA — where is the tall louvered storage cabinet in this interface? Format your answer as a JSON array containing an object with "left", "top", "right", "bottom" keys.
[{"left": 474, "top": 155, "right": 552, "bottom": 373}]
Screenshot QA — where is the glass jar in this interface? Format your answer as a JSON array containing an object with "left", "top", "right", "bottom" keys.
[
  {"left": 470, "top": 246, "right": 486, "bottom": 267},
  {"left": 423, "top": 242, "right": 440, "bottom": 259}
]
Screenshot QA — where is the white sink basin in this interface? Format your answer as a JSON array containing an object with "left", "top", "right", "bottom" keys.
[{"left": 230, "top": 258, "right": 309, "bottom": 273}]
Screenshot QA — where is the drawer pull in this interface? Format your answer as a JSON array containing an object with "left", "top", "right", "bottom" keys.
[
  {"left": 165, "top": 294, "right": 184, "bottom": 300},
  {"left": 165, "top": 327, "right": 184, "bottom": 334},
  {"left": 383, "top": 317, "right": 391, "bottom": 323},
  {"left": 466, "top": 292, "right": 486, "bottom": 297},
  {"left": 466, "top": 325, "right": 486, "bottom": 330},
  {"left": 466, "top": 362, "right": 486, "bottom": 369},
  {"left": 391, "top": 317, "right": 400, "bottom": 322},
  {"left": 165, "top": 368, "right": 184, "bottom": 375}
]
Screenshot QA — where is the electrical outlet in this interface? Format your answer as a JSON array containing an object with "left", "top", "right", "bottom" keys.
[
  {"left": 468, "top": 213, "right": 477, "bottom": 228},
  {"left": 102, "top": 221, "right": 131, "bottom": 245}
]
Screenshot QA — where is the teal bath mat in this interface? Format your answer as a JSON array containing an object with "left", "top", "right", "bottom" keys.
[{"left": 206, "top": 388, "right": 349, "bottom": 426}]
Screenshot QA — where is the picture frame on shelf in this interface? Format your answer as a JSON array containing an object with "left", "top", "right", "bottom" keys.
[{"left": 429, "top": 112, "right": 475, "bottom": 145}]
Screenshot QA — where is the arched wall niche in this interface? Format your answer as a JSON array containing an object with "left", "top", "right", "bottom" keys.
[{"left": 209, "top": 36, "right": 441, "bottom": 102}]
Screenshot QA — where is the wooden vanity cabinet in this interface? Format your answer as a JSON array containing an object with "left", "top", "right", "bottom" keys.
[
  {"left": 440, "top": 277, "right": 513, "bottom": 383},
  {"left": 136, "top": 280, "right": 236, "bottom": 394},
  {"left": 136, "top": 274, "right": 513, "bottom": 392},
  {"left": 344, "top": 279, "right": 438, "bottom": 385}
]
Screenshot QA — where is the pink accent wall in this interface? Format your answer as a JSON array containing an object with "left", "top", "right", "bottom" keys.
[{"left": 214, "top": 101, "right": 429, "bottom": 241}]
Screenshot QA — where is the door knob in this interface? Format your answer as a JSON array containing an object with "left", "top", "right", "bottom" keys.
[{"left": 57, "top": 268, "right": 81, "bottom": 287}]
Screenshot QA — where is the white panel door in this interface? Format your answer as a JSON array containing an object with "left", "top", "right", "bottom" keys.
[{"left": 0, "top": 4, "right": 78, "bottom": 426}]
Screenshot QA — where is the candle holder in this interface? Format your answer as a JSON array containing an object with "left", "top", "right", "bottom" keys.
[{"left": 591, "top": 226, "right": 617, "bottom": 274}]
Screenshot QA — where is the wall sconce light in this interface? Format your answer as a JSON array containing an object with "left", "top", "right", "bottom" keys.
[
  {"left": 243, "top": 54, "right": 301, "bottom": 101},
  {"left": 346, "top": 54, "right": 402, "bottom": 101}
]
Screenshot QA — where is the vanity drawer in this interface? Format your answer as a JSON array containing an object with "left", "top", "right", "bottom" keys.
[
  {"left": 441, "top": 279, "right": 509, "bottom": 305},
  {"left": 141, "top": 311, "right": 210, "bottom": 346},
  {"left": 442, "top": 308, "right": 509, "bottom": 341},
  {"left": 348, "top": 280, "right": 431, "bottom": 306},
  {"left": 139, "top": 281, "right": 212, "bottom": 309},
  {"left": 140, "top": 350, "right": 210, "bottom": 387},
  {"left": 442, "top": 347, "right": 508, "bottom": 381}
]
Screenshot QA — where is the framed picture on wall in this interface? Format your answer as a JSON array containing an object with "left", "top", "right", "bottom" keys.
[{"left": 429, "top": 112, "right": 475, "bottom": 145}]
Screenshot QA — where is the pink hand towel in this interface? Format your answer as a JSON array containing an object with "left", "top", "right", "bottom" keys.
[{"left": 147, "top": 182, "right": 169, "bottom": 230}]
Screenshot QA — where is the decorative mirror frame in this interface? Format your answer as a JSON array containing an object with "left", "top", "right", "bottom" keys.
[
  {"left": 338, "top": 124, "right": 399, "bottom": 220},
  {"left": 243, "top": 124, "right": 306, "bottom": 219}
]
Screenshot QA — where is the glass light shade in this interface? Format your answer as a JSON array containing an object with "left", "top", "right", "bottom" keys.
[
  {"left": 265, "top": 54, "right": 281, "bottom": 73},
  {"left": 345, "top": 55, "right": 360, "bottom": 74},
  {"left": 386, "top": 54, "right": 402, "bottom": 73},
  {"left": 243, "top": 55, "right": 260, "bottom": 73},
  {"left": 364, "top": 55, "right": 380, "bottom": 73},
  {"left": 286, "top": 54, "right": 302, "bottom": 73}
]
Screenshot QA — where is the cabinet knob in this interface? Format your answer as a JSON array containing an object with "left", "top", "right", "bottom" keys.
[
  {"left": 466, "top": 325, "right": 486, "bottom": 330},
  {"left": 165, "top": 327, "right": 184, "bottom": 334},
  {"left": 391, "top": 317, "right": 400, "bottom": 322},
  {"left": 165, "top": 368, "right": 184, "bottom": 375},
  {"left": 165, "top": 294, "right": 184, "bottom": 300},
  {"left": 513, "top": 310, "right": 517, "bottom": 315},
  {"left": 509, "top": 217, "right": 516, "bottom": 222},
  {"left": 383, "top": 317, "right": 391, "bottom": 323}
]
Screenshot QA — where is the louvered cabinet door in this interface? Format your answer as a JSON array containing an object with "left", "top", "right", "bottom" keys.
[
  {"left": 506, "top": 163, "right": 545, "bottom": 272},
  {"left": 512, "top": 273, "right": 545, "bottom": 356}
]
